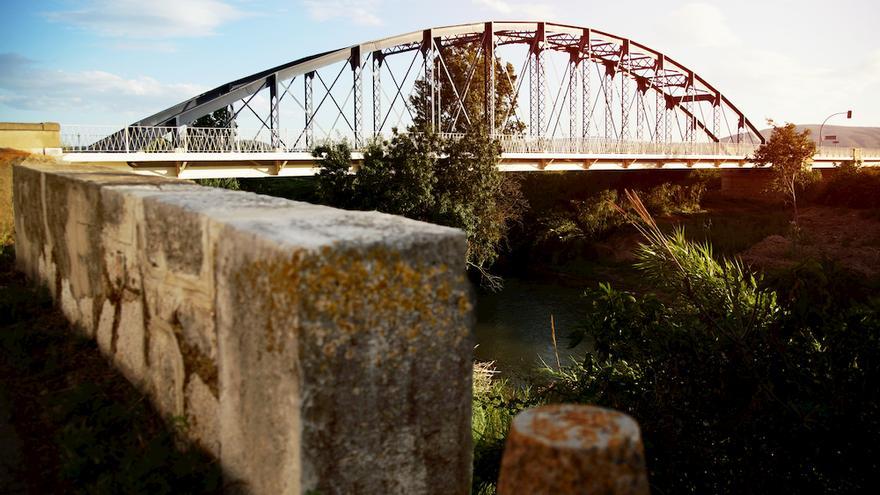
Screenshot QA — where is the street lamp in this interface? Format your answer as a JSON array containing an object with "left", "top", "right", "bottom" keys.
[{"left": 819, "top": 110, "right": 852, "bottom": 145}]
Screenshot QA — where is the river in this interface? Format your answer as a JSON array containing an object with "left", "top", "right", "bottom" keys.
[{"left": 473, "top": 277, "right": 593, "bottom": 380}]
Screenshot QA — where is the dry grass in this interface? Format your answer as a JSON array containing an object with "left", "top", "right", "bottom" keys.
[{"left": 0, "top": 149, "right": 30, "bottom": 244}]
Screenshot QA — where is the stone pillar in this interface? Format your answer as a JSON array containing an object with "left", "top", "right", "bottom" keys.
[{"left": 497, "top": 404, "right": 649, "bottom": 495}]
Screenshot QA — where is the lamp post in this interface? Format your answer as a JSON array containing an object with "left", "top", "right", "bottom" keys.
[{"left": 819, "top": 110, "right": 852, "bottom": 145}]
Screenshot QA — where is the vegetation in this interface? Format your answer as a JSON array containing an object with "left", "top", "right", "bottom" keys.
[
  {"left": 471, "top": 362, "right": 526, "bottom": 495},
  {"left": 751, "top": 121, "right": 818, "bottom": 223},
  {"left": 527, "top": 191, "right": 877, "bottom": 492},
  {"left": 410, "top": 45, "right": 524, "bottom": 134},
  {"left": 314, "top": 130, "right": 523, "bottom": 287},
  {"left": 813, "top": 159, "right": 880, "bottom": 209},
  {"left": 538, "top": 182, "right": 707, "bottom": 245},
  {"left": 191, "top": 108, "right": 233, "bottom": 128},
  {"left": 194, "top": 177, "right": 240, "bottom": 190}
]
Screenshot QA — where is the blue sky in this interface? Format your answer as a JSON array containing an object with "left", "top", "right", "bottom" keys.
[{"left": 1, "top": 0, "right": 878, "bottom": 127}]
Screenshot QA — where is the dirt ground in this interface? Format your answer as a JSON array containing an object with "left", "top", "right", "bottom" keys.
[{"left": 741, "top": 206, "right": 880, "bottom": 278}]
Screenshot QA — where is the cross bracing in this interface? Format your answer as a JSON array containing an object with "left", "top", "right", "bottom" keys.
[{"left": 106, "top": 21, "right": 766, "bottom": 152}]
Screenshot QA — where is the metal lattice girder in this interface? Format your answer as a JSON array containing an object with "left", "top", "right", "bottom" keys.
[
  {"left": 529, "top": 22, "right": 546, "bottom": 137},
  {"left": 582, "top": 57, "right": 591, "bottom": 139},
  {"left": 568, "top": 54, "right": 578, "bottom": 143},
  {"left": 304, "top": 72, "right": 314, "bottom": 147},
  {"left": 603, "top": 72, "right": 614, "bottom": 140},
  {"left": 484, "top": 22, "right": 495, "bottom": 135},
  {"left": 124, "top": 21, "right": 765, "bottom": 147},
  {"left": 373, "top": 51, "right": 383, "bottom": 136},
  {"left": 268, "top": 73, "right": 280, "bottom": 148},
  {"left": 351, "top": 46, "right": 363, "bottom": 147}
]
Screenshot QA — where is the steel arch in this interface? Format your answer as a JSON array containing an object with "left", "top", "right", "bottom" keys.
[{"left": 131, "top": 21, "right": 764, "bottom": 146}]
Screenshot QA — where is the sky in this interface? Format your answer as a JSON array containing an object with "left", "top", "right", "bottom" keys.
[{"left": 0, "top": 0, "right": 878, "bottom": 127}]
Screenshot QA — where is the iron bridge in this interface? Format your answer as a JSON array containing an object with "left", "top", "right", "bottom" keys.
[{"left": 59, "top": 21, "right": 879, "bottom": 178}]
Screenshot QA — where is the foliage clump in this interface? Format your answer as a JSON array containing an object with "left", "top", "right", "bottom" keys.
[
  {"left": 751, "top": 121, "right": 819, "bottom": 222},
  {"left": 314, "top": 130, "right": 523, "bottom": 287},
  {"left": 543, "top": 191, "right": 880, "bottom": 493},
  {"left": 813, "top": 160, "right": 880, "bottom": 209}
]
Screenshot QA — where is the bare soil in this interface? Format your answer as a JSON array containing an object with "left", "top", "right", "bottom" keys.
[{"left": 742, "top": 207, "right": 880, "bottom": 278}]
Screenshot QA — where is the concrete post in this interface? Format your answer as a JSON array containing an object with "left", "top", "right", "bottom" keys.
[{"left": 497, "top": 404, "right": 649, "bottom": 495}]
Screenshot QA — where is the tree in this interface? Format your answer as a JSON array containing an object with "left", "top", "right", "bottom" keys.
[
  {"left": 410, "top": 45, "right": 525, "bottom": 135},
  {"left": 751, "top": 121, "right": 818, "bottom": 223},
  {"left": 191, "top": 108, "right": 233, "bottom": 128},
  {"left": 312, "top": 130, "right": 524, "bottom": 288},
  {"left": 313, "top": 141, "right": 358, "bottom": 209}
]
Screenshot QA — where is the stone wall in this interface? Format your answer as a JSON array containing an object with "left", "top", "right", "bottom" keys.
[
  {"left": 0, "top": 123, "right": 61, "bottom": 154},
  {"left": 12, "top": 159, "right": 474, "bottom": 494}
]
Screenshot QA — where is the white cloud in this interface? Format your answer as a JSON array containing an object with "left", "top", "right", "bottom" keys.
[
  {"left": 0, "top": 53, "right": 205, "bottom": 120},
  {"left": 45, "top": 0, "right": 246, "bottom": 39},
  {"left": 302, "top": 0, "right": 383, "bottom": 26},
  {"left": 662, "top": 2, "right": 739, "bottom": 48}
]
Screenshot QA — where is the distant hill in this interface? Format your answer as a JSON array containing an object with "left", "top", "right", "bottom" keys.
[{"left": 728, "top": 125, "right": 880, "bottom": 148}]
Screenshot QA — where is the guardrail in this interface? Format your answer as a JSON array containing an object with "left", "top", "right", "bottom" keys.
[{"left": 60, "top": 125, "right": 880, "bottom": 160}]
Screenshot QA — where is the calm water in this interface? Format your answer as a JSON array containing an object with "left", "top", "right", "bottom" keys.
[{"left": 473, "top": 277, "right": 592, "bottom": 379}]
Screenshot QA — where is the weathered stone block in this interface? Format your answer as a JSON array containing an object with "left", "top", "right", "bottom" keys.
[
  {"left": 148, "top": 321, "right": 186, "bottom": 419},
  {"left": 185, "top": 373, "right": 221, "bottom": 457},
  {"left": 114, "top": 291, "right": 146, "bottom": 384},
  {"left": 210, "top": 198, "right": 473, "bottom": 495},
  {"left": 13, "top": 160, "right": 476, "bottom": 495}
]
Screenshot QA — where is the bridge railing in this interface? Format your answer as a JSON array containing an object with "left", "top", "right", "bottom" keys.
[{"left": 60, "top": 125, "right": 879, "bottom": 160}]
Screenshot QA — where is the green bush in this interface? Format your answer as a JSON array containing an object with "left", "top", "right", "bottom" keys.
[
  {"left": 194, "top": 177, "right": 240, "bottom": 190},
  {"left": 813, "top": 161, "right": 880, "bottom": 208},
  {"left": 544, "top": 192, "right": 880, "bottom": 492},
  {"left": 643, "top": 182, "right": 705, "bottom": 215},
  {"left": 314, "top": 131, "right": 524, "bottom": 287},
  {"left": 471, "top": 362, "right": 530, "bottom": 495}
]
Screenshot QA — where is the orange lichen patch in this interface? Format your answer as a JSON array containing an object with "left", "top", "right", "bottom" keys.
[
  {"left": 232, "top": 243, "right": 472, "bottom": 361},
  {"left": 498, "top": 405, "right": 649, "bottom": 495}
]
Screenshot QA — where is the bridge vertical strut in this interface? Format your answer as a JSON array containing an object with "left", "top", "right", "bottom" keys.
[
  {"left": 351, "top": 46, "right": 363, "bottom": 148},
  {"left": 422, "top": 29, "right": 435, "bottom": 133},
  {"left": 304, "top": 72, "right": 314, "bottom": 148},
  {"left": 568, "top": 51, "right": 578, "bottom": 150},
  {"left": 529, "top": 22, "right": 546, "bottom": 138},
  {"left": 620, "top": 40, "right": 630, "bottom": 142},
  {"left": 373, "top": 51, "right": 383, "bottom": 137},
  {"left": 268, "top": 73, "right": 280, "bottom": 149},
  {"left": 484, "top": 22, "right": 495, "bottom": 136}
]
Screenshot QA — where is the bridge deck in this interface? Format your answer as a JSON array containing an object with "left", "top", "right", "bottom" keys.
[{"left": 59, "top": 128, "right": 879, "bottom": 179}]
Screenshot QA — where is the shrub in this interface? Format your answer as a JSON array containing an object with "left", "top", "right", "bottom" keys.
[
  {"left": 643, "top": 182, "right": 705, "bottom": 215},
  {"left": 194, "top": 178, "right": 240, "bottom": 190},
  {"left": 544, "top": 191, "right": 880, "bottom": 492},
  {"left": 471, "top": 362, "right": 529, "bottom": 495},
  {"left": 814, "top": 161, "right": 880, "bottom": 208}
]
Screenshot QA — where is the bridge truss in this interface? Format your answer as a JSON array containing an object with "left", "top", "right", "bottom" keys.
[
  {"left": 60, "top": 21, "right": 880, "bottom": 177},
  {"left": 107, "top": 22, "right": 764, "bottom": 149}
]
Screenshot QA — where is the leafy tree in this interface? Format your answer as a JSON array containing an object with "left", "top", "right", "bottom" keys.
[
  {"left": 357, "top": 131, "right": 439, "bottom": 218},
  {"left": 313, "top": 130, "right": 523, "bottom": 287},
  {"left": 751, "top": 121, "right": 818, "bottom": 223},
  {"left": 410, "top": 46, "right": 525, "bottom": 135},
  {"left": 314, "top": 141, "right": 358, "bottom": 209},
  {"left": 191, "top": 108, "right": 233, "bottom": 128}
]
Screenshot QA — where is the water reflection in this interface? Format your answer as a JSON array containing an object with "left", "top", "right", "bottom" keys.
[{"left": 473, "top": 278, "right": 592, "bottom": 380}]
